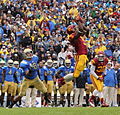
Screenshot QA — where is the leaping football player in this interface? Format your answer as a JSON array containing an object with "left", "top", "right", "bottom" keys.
[
  {"left": 56, "top": 59, "right": 74, "bottom": 107},
  {"left": 58, "top": 15, "right": 89, "bottom": 85}
]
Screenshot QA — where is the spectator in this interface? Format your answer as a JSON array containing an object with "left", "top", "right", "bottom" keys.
[
  {"left": 104, "top": 45, "right": 113, "bottom": 58},
  {"left": 11, "top": 48, "right": 23, "bottom": 62},
  {"left": 103, "top": 62, "right": 118, "bottom": 107},
  {"left": 0, "top": 0, "right": 119, "bottom": 108},
  {"left": 114, "top": 63, "right": 120, "bottom": 106},
  {"left": 74, "top": 68, "right": 88, "bottom": 107},
  {"left": 25, "top": 86, "right": 37, "bottom": 107}
]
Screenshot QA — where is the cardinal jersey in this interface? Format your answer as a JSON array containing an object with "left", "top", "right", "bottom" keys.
[
  {"left": 69, "top": 33, "right": 87, "bottom": 55},
  {"left": 91, "top": 58, "right": 108, "bottom": 76}
]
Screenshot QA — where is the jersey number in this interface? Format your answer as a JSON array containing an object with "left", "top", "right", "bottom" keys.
[
  {"left": 96, "top": 66, "right": 106, "bottom": 73},
  {"left": 8, "top": 70, "right": 12, "bottom": 75}
]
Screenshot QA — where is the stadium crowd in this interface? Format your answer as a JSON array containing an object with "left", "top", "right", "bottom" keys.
[{"left": 0, "top": 0, "right": 120, "bottom": 108}]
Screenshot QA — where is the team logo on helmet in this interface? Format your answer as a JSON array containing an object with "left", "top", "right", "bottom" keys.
[
  {"left": 0, "top": 60, "right": 5, "bottom": 67},
  {"left": 47, "top": 59, "right": 53, "bottom": 68}
]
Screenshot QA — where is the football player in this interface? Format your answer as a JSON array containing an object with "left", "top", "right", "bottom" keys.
[
  {"left": 38, "top": 61, "right": 46, "bottom": 83},
  {"left": 44, "top": 59, "right": 56, "bottom": 104},
  {"left": 1, "top": 59, "right": 18, "bottom": 107},
  {"left": 38, "top": 61, "right": 46, "bottom": 106},
  {"left": 53, "top": 61, "right": 59, "bottom": 107},
  {"left": 85, "top": 63, "right": 95, "bottom": 106},
  {"left": 56, "top": 59, "right": 74, "bottom": 107},
  {"left": 13, "top": 61, "right": 23, "bottom": 106},
  {"left": 89, "top": 51, "right": 109, "bottom": 107},
  {"left": 0, "top": 60, "right": 5, "bottom": 107},
  {"left": 58, "top": 16, "right": 89, "bottom": 85},
  {"left": 8, "top": 49, "right": 51, "bottom": 108}
]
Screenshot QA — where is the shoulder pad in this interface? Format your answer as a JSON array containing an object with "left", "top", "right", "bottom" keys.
[
  {"left": 104, "top": 58, "right": 108, "bottom": 64},
  {"left": 58, "top": 66, "right": 64, "bottom": 69},
  {"left": 20, "top": 60, "right": 28, "bottom": 68},
  {"left": 59, "top": 66, "right": 64, "bottom": 68},
  {"left": 12, "top": 67, "right": 16, "bottom": 69},
  {"left": 33, "top": 55, "right": 38, "bottom": 58},
  {"left": 91, "top": 58, "right": 98, "bottom": 65},
  {"left": 21, "top": 60, "right": 28, "bottom": 64},
  {"left": 52, "top": 67, "right": 55, "bottom": 69},
  {"left": 43, "top": 66, "right": 46, "bottom": 69},
  {"left": 33, "top": 55, "right": 38, "bottom": 60},
  {"left": 19, "top": 68, "right": 23, "bottom": 71},
  {"left": 2, "top": 66, "right": 7, "bottom": 69}
]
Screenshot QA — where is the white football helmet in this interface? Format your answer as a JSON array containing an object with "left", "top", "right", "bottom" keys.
[
  {"left": 7, "top": 59, "right": 13, "bottom": 67},
  {"left": 65, "top": 59, "right": 71, "bottom": 68},
  {"left": 47, "top": 59, "right": 53, "bottom": 68},
  {"left": 97, "top": 51, "right": 105, "bottom": 62},
  {"left": 14, "top": 61, "right": 19, "bottom": 68},
  {"left": 0, "top": 60, "right": 5, "bottom": 67},
  {"left": 24, "top": 49, "right": 33, "bottom": 59}
]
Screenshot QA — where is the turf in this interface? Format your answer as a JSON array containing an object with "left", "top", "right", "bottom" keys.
[{"left": 0, "top": 107, "right": 120, "bottom": 115}]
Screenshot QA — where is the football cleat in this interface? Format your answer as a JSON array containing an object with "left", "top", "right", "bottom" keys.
[
  {"left": 7, "top": 104, "right": 13, "bottom": 108},
  {"left": 101, "top": 103, "right": 109, "bottom": 107},
  {"left": 89, "top": 97, "right": 95, "bottom": 107}
]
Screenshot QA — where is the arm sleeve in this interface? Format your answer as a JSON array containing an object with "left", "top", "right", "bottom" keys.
[
  {"left": 13, "top": 72, "right": 19, "bottom": 83},
  {"left": 74, "top": 32, "right": 81, "bottom": 39},
  {"left": 90, "top": 64, "right": 99, "bottom": 79},
  {"left": 114, "top": 72, "right": 118, "bottom": 85}
]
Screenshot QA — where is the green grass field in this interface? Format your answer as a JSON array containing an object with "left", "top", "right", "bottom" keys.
[{"left": 0, "top": 107, "right": 120, "bottom": 115}]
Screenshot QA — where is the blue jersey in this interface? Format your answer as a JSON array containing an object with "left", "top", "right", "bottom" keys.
[
  {"left": 20, "top": 55, "right": 39, "bottom": 80},
  {"left": 44, "top": 67, "right": 56, "bottom": 81},
  {"left": 54, "top": 67, "right": 59, "bottom": 75},
  {"left": 104, "top": 69, "right": 117, "bottom": 87},
  {"left": 86, "top": 68, "right": 92, "bottom": 84},
  {"left": 0, "top": 67, "right": 3, "bottom": 83},
  {"left": 2, "top": 66, "right": 17, "bottom": 82},
  {"left": 15, "top": 68, "right": 23, "bottom": 83},
  {"left": 38, "top": 67, "right": 46, "bottom": 81},
  {"left": 58, "top": 66, "right": 74, "bottom": 78}
]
